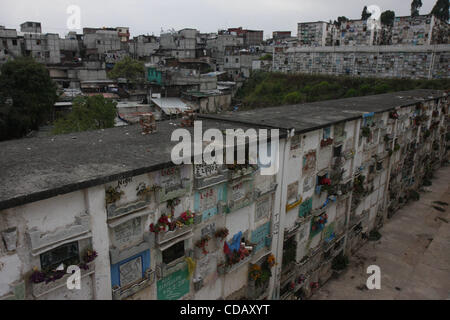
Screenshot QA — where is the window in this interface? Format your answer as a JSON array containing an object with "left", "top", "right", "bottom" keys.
[
  {"left": 333, "top": 145, "right": 342, "bottom": 157},
  {"left": 162, "top": 241, "right": 185, "bottom": 264},
  {"left": 2, "top": 40, "right": 7, "bottom": 47},
  {"left": 36, "top": 40, "right": 41, "bottom": 45},
  {"left": 235, "top": 58, "right": 239, "bottom": 63},
  {"left": 12, "top": 39, "right": 17, "bottom": 46},
  {"left": 282, "top": 236, "right": 296, "bottom": 268},
  {"left": 40, "top": 241, "right": 80, "bottom": 271},
  {"left": 225, "top": 58, "right": 229, "bottom": 63}
]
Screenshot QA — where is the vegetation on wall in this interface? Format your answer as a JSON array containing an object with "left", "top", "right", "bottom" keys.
[{"left": 234, "top": 72, "right": 450, "bottom": 110}]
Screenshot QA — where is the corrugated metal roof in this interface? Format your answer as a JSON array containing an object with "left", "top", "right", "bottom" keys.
[{"left": 150, "top": 97, "right": 190, "bottom": 115}]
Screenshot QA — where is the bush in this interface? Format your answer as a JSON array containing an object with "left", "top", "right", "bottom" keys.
[
  {"left": 368, "top": 230, "right": 382, "bottom": 241},
  {"left": 332, "top": 253, "right": 349, "bottom": 271},
  {"left": 234, "top": 72, "right": 450, "bottom": 110},
  {"left": 52, "top": 95, "right": 117, "bottom": 135},
  {"left": 409, "top": 190, "right": 420, "bottom": 201},
  {"left": 282, "top": 91, "right": 305, "bottom": 104},
  {"left": 345, "top": 88, "right": 360, "bottom": 98}
]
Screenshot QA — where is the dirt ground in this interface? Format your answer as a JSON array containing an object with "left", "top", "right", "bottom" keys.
[{"left": 312, "top": 165, "right": 450, "bottom": 300}]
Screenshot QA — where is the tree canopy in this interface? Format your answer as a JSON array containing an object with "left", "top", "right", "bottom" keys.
[
  {"left": 108, "top": 56, "right": 145, "bottom": 84},
  {"left": 0, "top": 57, "right": 57, "bottom": 141},
  {"left": 361, "top": 6, "right": 372, "bottom": 20},
  {"left": 52, "top": 95, "right": 117, "bottom": 135},
  {"left": 431, "top": 0, "right": 449, "bottom": 22},
  {"left": 380, "top": 10, "right": 396, "bottom": 27},
  {"left": 334, "top": 16, "right": 349, "bottom": 27},
  {"left": 411, "top": 0, "right": 423, "bottom": 17}
]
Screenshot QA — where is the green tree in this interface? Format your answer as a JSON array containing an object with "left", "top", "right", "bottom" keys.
[
  {"left": 282, "top": 91, "right": 305, "bottom": 105},
  {"left": 108, "top": 56, "right": 145, "bottom": 85},
  {"left": 381, "top": 10, "right": 396, "bottom": 27},
  {"left": 361, "top": 6, "right": 372, "bottom": 20},
  {"left": 52, "top": 95, "right": 117, "bottom": 135},
  {"left": 259, "top": 54, "right": 273, "bottom": 61},
  {"left": 411, "top": 0, "right": 423, "bottom": 17},
  {"left": 431, "top": 0, "right": 449, "bottom": 21},
  {"left": 0, "top": 57, "right": 57, "bottom": 141},
  {"left": 345, "top": 88, "right": 359, "bottom": 98}
]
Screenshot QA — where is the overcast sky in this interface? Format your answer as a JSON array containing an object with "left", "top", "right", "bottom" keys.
[{"left": 0, "top": 0, "right": 439, "bottom": 38}]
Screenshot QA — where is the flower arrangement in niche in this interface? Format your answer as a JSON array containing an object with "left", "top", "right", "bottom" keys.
[
  {"left": 150, "top": 214, "right": 171, "bottom": 234},
  {"left": 195, "top": 235, "right": 211, "bottom": 255},
  {"left": 105, "top": 186, "right": 124, "bottom": 205},
  {"left": 30, "top": 248, "right": 97, "bottom": 284},
  {"left": 319, "top": 177, "right": 331, "bottom": 186},
  {"left": 149, "top": 211, "right": 195, "bottom": 234},
  {"left": 267, "top": 254, "right": 276, "bottom": 268},
  {"left": 320, "top": 138, "right": 333, "bottom": 148},
  {"left": 249, "top": 264, "right": 262, "bottom": 281},
  {"left": 136, "top": 183, "right": 156, "bottom": 198},
  {"left": 179, "top": 210, "right": 194, "bottom": 225},
  {"left": 214, "top": 228, "right": 229, "bottom": 240},
  {"left": 389, "top": 111, "right": 399, "bottom": 120},
  {"left": 83, "top": 249, "right": 97, "bottom": 263},
  {"left": 311, "top": 213, "right": 328, "bottom": 232},
  {"left": 224, "top": 242, "right": 251, "bottom": 267}
]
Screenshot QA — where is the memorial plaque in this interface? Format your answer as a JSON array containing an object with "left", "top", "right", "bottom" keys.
[
  {"left": 303, "top": 176, "right": 314, "bottom": 193},
  {"left": 157, "top": 266, "right": 190, "bottom": 300},
  {"left": 194, "top": 163, "right": 219, "bottom": 179},
  {"left": 198, "top": 188, "right": 218, "bottom": 212},
  {"left": 251, "top": 222, "right": 271, "bottom": 252},
  {"left": 232, "top": 182, "right": 245, "bottom": 202},
  {"left": 201, "top": 223, "right": 216, "bottom": 238},
  {"left": 255, "top": 194, "right": 272, "bottom": 222},
  {"left": 287, "top": 182, "right": 298, "bottom": 204},
  {"left": 113, "top": 217, "right": 143, "bottom": 248},
  {"left": 303, "top": 151, "right": 316, "bottom": 173},
  {"left": 161, "top": 167, "right": 182, "bottom": 192},
  {"left": 119, "top": 256, "right": 142, "bottom": 287}
]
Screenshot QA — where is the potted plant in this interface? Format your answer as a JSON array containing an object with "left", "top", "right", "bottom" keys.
[
  {"left": 214, "top": 228, "right": 229, "bottom": 248},
  {"left": 214, "top": 228, "right": 229, "bottom": 241},
  {"left": 136, "top": 183, "right": 154, "bottom": 201},
  {"left": 389, "top": 111, "right": 399, "bottom": 120},
  {"left": 195, "top": 235, "right": 211, "bottom": 257},
  {"left": 105, "top": 186, "right": 124, "bottom": 205}
]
